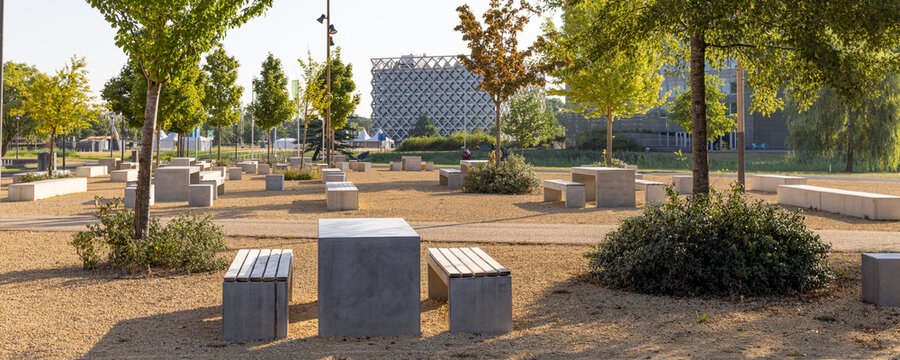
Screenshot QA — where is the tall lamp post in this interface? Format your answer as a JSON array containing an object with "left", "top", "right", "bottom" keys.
[
  {"left": 0, "top": 0, "right": 5, "bottom": 200},
  {"left": 736, "top": 62, "right": 745, "bottom": 190},
  {"left": 317, "top": 4, "right": 337, "bottom": 167}
]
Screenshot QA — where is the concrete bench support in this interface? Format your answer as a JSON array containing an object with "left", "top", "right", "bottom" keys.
[
  {"left": 98, "top": 158, "right": 121, "bottom": 173},
  {"left": 635, "top": 179, "right": 666, "bottom": 204},
  {"left": 325, "top": 181, "right": 358, "bottom": 210},
  {"left": 862, "top": 253, "right": 900, "bottom": 306},
  {"left": 75, "top": 166, "right": 108, "bottom": 178},
  {"left": 188, "top": 184, "right": 214, "bottom": 207},
  {"left": 154, "top": 166, "right": 200, "bottom": 202},
  {"left": 8, "top": 177, "right": 88, "bottom": 201},
  {"left": 749, "top": 174, "right": 807, "bottom": 193},
  {"left": 427, "top": 247, "right": 512, "bottom": 334},
  {"left": 671, "top": 175, "right": 692, "bottom": 194},
  {"left": 777, "top": 184, "right": 900, "bottom": 220},
  {"left": 353, "top": 162, "right": 372, "bottom": 172},
  {"left": 228, "top": 167, "right": 242, "bottom": 180},
  {"left": 439, "top": 169, "right": 463, "bottom": 190},
  {"left": 124, "top": 184, "right": 155, "bottom": 209},
  {"left": 266, "top": 174, "right": 285, "bottom": 191},
  {"left": 222, "top": 249, "right": 293, "bottom": 341},
  {"left": 199, "top": 175, "right": 225, "bottom": 199},
  {"left": 237, "top": 161, "right": 258, "bottom": 174},
  {"left": 543, "top": 180, "right": 585, "bottom": 208}
]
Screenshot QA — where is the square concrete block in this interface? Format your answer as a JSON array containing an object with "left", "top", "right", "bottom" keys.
[
  {"left": 257, "top": 164, "right": 271, "bottom": 175},
  {"left": 749, "top": 175, "right": 807, "bottom": 193},
  {"left": 188, "top": 184, "right": 214, "bottom": 207},
  {"left": 110, "top": 169, "right": 138, "bottom": 182},
  {"left": 222, "top": 249, "right": 293, "bottom": 341},
  {"left": 120, "top": 162, "right": 139, "bottom": 170},
  {"left": 422, "top": 161, "right": 434, "bottom": 171},
  {"left": 228, "top": 167, "right": 242, "bottom": 180},
  {"left": 266, "top": 174, "right": 285, "bottom": 191},
  {"left": 354, "top": 162, "right": 372, "bottom": 172},
  {"left": 325, "top": 182, "right": 358, "bottom": 210},
  {"left": 390, "top": 161, "right": 402, "bottom": 171},
  {"left": 862, "top": 253, "right": 900, "bottom": 306},
  {"left": 439, "top": 169, "right": 463, "bottom": 190},
  {"left": 317, "top": 218, "right": 421, "bottom": 337},
  {"left": 98, "top": 158, "right": 121, "bottom": 173},
  {"left": 237, "top": 161, "right": 258, "bottom": 174},
  {"left": 335, "top": 162, "right": 350, "bottom": 171},
  {"left": 75, "top": 165, "right": 108, "bottom": 178},
  {"left": 348, "top": 160, "right": 358, "bottom": 170},
  {"left": 170, "top": 157, "right": 196, "bottom": 167},
  {"left": 401, "top": 156, "right": 421, "bottom": 171},
  {"left": 571, "top": 167, "right": 635, "bottom": 208},
  {"left": 211, "top": 166, "right": 228, "bottom": 179},
  {"left": 671, "top": 175, "right": 692, "bottom": 194},
  {"left": 323, "top": 172, "right": 347, "bottom": 183},
  {"left": 124, "top": 184, "right": 155, "bottom": 209},
  {"left": 330, "top": 154, "right": 346, "bottom": 164},
  {"left": 155, "top": 166, "right": 200, "bottom": 202}
]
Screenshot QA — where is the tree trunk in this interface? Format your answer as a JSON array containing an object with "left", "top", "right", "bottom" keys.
[
  {"left": 845, "top": 142, "right": 854, "bottom": 172},
  {"left": 134, "top": 82, "right": 162, "bottom": 240},
  {"left": 689, "top": 32, "right": 710, "bottom": 194},
  {"left": 154, "top": 124, "right": 160, "bottom": 168},
  {"left": 605, "top": 109, "right": 613, "bottom": 165},
  {"left": 217, "top": 126, "right": 221, "bottom": 162},
  {"left": 300, "top": 121, "right": 308, "bottom": 170},
  {"left": 494, "top": 100, "right": 502, "bottom": 166},
  {"left": 47, "top": 129, "right": 56, "bottom": 176}
]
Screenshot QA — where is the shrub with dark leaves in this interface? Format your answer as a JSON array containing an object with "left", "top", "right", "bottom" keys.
[{"left": 462, "top": 154, "right": 541, "bottom": 194}]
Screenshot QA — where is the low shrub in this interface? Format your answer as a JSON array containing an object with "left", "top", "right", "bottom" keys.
[
  {"left": 17, "top": 172, "right": 73, "bottom": 183},
  {"left": 587, "top": 153, "right": 629, "bottom": 168},
  {"left": 586, "top": 184, "right": 832, "bottom": 297},
  {"left": 71, "top": 198, "right": 228, "bottom": 273},
  {"left": 277, "top": 167, "right": 320, "bottom": 180},
  {"left": 462, "top": 154, "right": 542, "bottom": 194},
  {"left": 575, "top": 127, "right": 643, "bottom": 152},
  {"left": 398, "top": 131, "right": 497, "bottom": 151}
]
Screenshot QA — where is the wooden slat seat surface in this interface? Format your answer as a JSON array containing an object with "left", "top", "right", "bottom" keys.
[
  {"left": 224, "top": 249, "right": 250, "bottom": 282},
  {"left": 263, "top": 249, "right": 282, "bottom": 282},
  {"left": 276, "top": 250, "right": 293, "bottom": 281},
  {"left": 326, "top": 181, "right": 357, "bottom": 192},
  {"left": 225, "top": 248, "right": 292, "bottom": 282},
  {"left": 635, "top": 179, "right": 663, "bottom": 185},
  {"left": 428, "top": 247, "right": 509, "bottom": 277}
]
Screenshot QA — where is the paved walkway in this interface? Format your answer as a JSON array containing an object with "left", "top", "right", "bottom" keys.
[{"left": 1, "top": 215, "right": 898, "bottom": 252}]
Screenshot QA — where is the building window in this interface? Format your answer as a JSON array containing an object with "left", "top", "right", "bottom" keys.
[
  {"left": 730, "top": 82, "right": 737, "bottom": 94},
  {"left": 729, "top": 102, "right": 738, "bottom": 114}
]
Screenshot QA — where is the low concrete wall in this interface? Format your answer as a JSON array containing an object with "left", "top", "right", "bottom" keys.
[
  {"left": 75, "top": 166, "right": 108, "bottom": 178},
  {"left": 749, "top": 174, "right": 807, "bottom": 193},
  {"left": 777, "top": 184, "right": 900, "bottom": 220},
  {"left": 8, "top": 177, "right": 88, "bottom": 201}
]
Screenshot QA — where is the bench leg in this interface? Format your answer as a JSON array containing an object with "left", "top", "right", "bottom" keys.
[
  {"left": 448, "top": 175, "right": 462, "bottom": 190},
  {"left": 565, "top": 187, "right": 585, "bottom": 208},
  {"left": 222, "top": 282, "right": 276, "bottom": 341},
  {"left": 572, "top": 173, "right": 595, "bottom": 202},
  {"left": 275, "top": 280, "right": 289, "bottom": 338},
  {"left": 449, "top": 276, "right": 512, "bottom": 334},
  {"left": 645, "top": 185, "right": 665, "bottom": 204},
  {"left": 427, "top": 264, "right": 448, "bottom": 300},
  {"left": 544, "top": 187, "right": 562, "bottom": 202},
  {"left": 439, "top": 174, "right": 448, "bottom": 186}
]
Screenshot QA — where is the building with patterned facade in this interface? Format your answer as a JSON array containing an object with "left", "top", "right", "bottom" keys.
[{"left": 370, "top": 55, "right": 493, "bottom": 141}]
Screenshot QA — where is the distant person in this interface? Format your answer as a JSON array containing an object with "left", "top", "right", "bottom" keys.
[{"left": 461, "top": 147, "right": 472, "bottom": 160}]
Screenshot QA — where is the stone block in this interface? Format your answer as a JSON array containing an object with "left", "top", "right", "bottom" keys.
[
  {"left": 439, "top": 169, "right": 464, "bottom": 190},
  {"left": 8, "top": 177, "right": 88, "bottom": 201},
  {"left": 401, "top": 156, "right": 422, "bottom": 171},
  {"left": 200, "top": 176, "right": 225, "bottom": 199},
  {"left": 110, "top": 169, "right": 138, "bottom": 182},
  {"left": 422, "top": 161, "right": 434, "bottom": 171},
  {"left": 170, "top": 157, "right": 196, "bottom": 167},
  {"left": 323, "top": 172, "right": 347, "bottom": 183},
  {"left": 154, "top": 166, "right": 200, "bottom": 202},
  {"left": 321, "top": 168, "right": 343, "bottom": 183},
  {"left": 237, "top": 161, "right": 258, "bottom": 174},
  {"left": 266, "top": 174, "right": 285, "bottom": 191},
  {"left": 335, "top": 162, "right": 349, "bottom": 171},
  {"left": 124, "top": 184, "right": 155, "bottom": 209},
  {"left": 188, "top": 184, "right": 214, "bottom": 207},
  {"left": 325, "top": 181, "right": 358, "bottom": 210},
  {"left": 222, "top": 249, "right": 293, "bottom": 341},
  {"left": 211, "top": 166, "right": 228, "bottom": 179},
  {"left": 354, "top": 162, "right": 372, "bottom": 172},
  {"left": 862, "top": 253, "right": 900, "bottom": 306},
  {"left": 390, "top": 161, "right": 402, "bottom": 171},
  {"left": 75, "top": 166, "right": 108, "bottom": 178},
  {"left": 98, "top": 158, "right": 121, "bottom": 173},
  {"left": 120, "top": 162, "right": 139, "bottom": 170},
  {"left": 228, "top": 167, "right": 242, "bottom": 180},
  {"left": 571, "top": 167, "right": 636, "bottom": 207},
  {"left": 749, "top": 174, "right": 807, "bottom": 193},
  {"left": 257, "top": 163, "right": 270, "bottom": 175},
  {"left": 671, "top": 175, "right": 692, "bottom": 194}
]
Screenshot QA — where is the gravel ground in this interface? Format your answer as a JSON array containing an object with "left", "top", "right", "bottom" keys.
[
  {"left": 2, "top": 169, "right": 900, "bottom": 231},
  {"left": 2, "top": 231, "right": 899, "bottom": 359}
]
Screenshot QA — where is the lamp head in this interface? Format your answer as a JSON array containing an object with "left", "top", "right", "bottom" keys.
[
  {"left": 316, "top": 14, "right": 326, "bottom": 23},
  {"left": 328, "top": 24, "right": 337, "bottom": 34}
]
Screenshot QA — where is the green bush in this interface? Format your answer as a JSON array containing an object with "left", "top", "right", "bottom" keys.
[
  {"left": 586, "top": 184, "right": 832, "bottom": 297},
  {"left": 277, "top": 167, "right": 320, "bottom": 180},
  {"left": 71, "top": 198, "right": 228, "bottom": 273},
  {"left": 462, "top": 154, "right": 542, "bottom": 194},
  {"left": 587, "top": 153, "right": 629, "bottom": 168},
  {"left": 575, "top": 127, "right": 644, "bottom": 152},
  {"left": 398, "top": 131, "right": 497, "bottom": 151},
  {"left": 17, "top": 172, "right": 73, "bottom": 183}
]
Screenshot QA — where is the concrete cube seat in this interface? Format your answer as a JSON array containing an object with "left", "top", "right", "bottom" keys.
[
  {"left": 321, "top": 168, "right": 343, "bottom": 183},
  {"left": 401, "top": 156, "right": 422, "bottom": 171},
  {"left": 390, "top": 161, "right": 402, "bottom": 171},
  {"left": 170, "top": 157, "right": 196, "bottom": 167},
  {"left": 777, "top": 185, "right": 900, "bottom": 220},
  {"left": 335, "top": 162, "right": 350, "bottom": 171},
  {"left": 188, "top": 184, "right": 215, "bottom": 207},
  {"left": 98, "top": 158, "right": 121, "bottom": 173},
  {"left": 211, "top": 166, "right": 228, "bottom": 179},
  {"left": 124, "top": 184, "right": 155, "bottom": 209},
  {"left": 353, "top": 161, "right": 372, "bottom": 172},
  {"left": 200, "top": 176, "right": 225, "bottom": 199},
  {"left": 863, "top": 253, "right": 900, "bottom": 307},
  {"left": 439, "top": 169, "right": 463, "bottom": 190},
  {"left": 323, "top": 172, "right": 347, "bottom": 183},
  {"left": 422, "top": 161, "right": 434, "bottom": 171},
  {"left": 330, "top": 154, "right": 346, "bottom": 164},
  {"left": 8, "top": 177, "right": 87, "bottom": 201},
  {"left": 236, "top": 161, "right": 258, "bottom": 174},
  {"left": 266, "top": 174, "right": 285, "bottom": 191},
  {"left": 257, "top": 164, "right": 271, "bottom": 175},
  {"left": 671, "top": 175, "right": 692, "bottom": 194},
  {"left": 348, "top": 160, "right": 358, "bottom": 170},
  {"left": 110, "top": 169, "right": 138, "bottom": 182},
  {"left": 75, "top": 165, "right": 108, "bottom": 178},
  {"left": 120, "top": 162, "right": 139, "bottom": 170},
  {"left": 222, "top": 249, "right": 293, "bottom": 341},
  {"left": 227, "top": 167, "right": 243, "bottom": 180},
  {"left": 325, "top": 181, "right": 358, "bottom": 210},
  {"left": 543, "top": 180, "right": 585, "bottom": 208},
  {"left": 635, "top": 179, "right": 666, "bottom": 204},
  {"left": 426, "top": 247, "right": 512, "bottom": 334},
  {"left": 749, "top": 174, "right": 807, "bottom": 193}
]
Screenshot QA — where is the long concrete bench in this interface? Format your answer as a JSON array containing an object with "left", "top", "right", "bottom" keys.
[
  {"left": 110, "top": 169, "right": 138, "bottom": 182},
  {"left": 777, "top": 184, "right": 900, "bottom": 220},
  {"left": 749, "top": 174, "right": 807, "bottom": 193},
  {"left": 8, "top": 177, "right": 87, "bottom": 201},
  {"left": 75, "top": 165, "right": 108, "bottom": 178},
  {"left": 635, "top": 179, "right": 666, "bottom": 204},
  {"left": 170, "top": 157, "right": 196, "bottom": 167},
  {"left": 439, "top": 169, "right": 463, "bottom": 189},
  {"left": 12, "top": 170, "right": 71, "bottom": 183},
  {"left": 325, "top": 181, "right": 358, "bottom": 210},
  {"left": 542, "top": 180, "right": 585, "bottom": 208},
  {"left": 222, "top": 249, "right": 293, "bottom": 341},
  {"left": 426, "top": 247, "right": 512, "bottom": 333}
]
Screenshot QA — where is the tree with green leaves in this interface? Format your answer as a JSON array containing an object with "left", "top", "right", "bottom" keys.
[
  {"left": 667, "top": 75, "right": 733, "bottom": 143},
  {"left": 86, "top": 0, "right": 273, "bottom": 239},
  {"left": 787, "top": 75, "right": 900, "bottom": 172},
  {"left": 202, "top": 47, "right": 243, "bottom": 161},
  {"left": 102, "top": 62, "right": 139, "bottom": 127},
  {"left": 250, "top": 53, "right": 294, "bottom": 162},
  {"left": 503, "top": 86, "right": 563, "bottom": 148},
  {"left": 2, "top": 62, "right": 42, "bottom": 156},
  {"left": 296, "top": 52, "right": 325, "bottom": 169},
  {"left": 312, "top": 48, "right": 360, "bottom": 140},
  {"left": 132, "top": 64, "right": 207, "bottom": 158},
  {"left": 455, "top": 0, "right": 546, "bottom": 166},
  {"left": 542, "top": 1, "right": 665, "bottom": 163},
  {"left": 409, "top": 114, "right": 439, "bottom": 138},
  {"left": 555, "top": 0, "right": 900, "bottom": 193},
  {"left": 19, "top": 57, "right": 99, "bottom": 175}
]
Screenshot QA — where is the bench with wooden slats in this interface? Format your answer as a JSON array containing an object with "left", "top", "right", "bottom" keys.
[
  {"left": 426, "top": 247, "right": 512, "bottom": 334},
  {"left": 222, "top": 249, "right": 293, "bottom": 341}
]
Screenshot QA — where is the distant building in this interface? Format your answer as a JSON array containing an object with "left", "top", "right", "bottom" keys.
[{"left": 370, "top": 54, "right": 493, "bottom": 141}]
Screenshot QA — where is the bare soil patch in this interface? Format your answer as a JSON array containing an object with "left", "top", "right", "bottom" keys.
[{"left": 2, "top": 231, "right": 899, "bottom": 359}]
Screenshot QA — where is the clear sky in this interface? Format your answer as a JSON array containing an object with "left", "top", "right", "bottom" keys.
[{"left": 6, "top": 1, "right": 554, "bottom": 118}]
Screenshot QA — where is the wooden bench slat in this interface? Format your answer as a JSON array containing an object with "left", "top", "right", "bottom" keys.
[
  {"left": 460, "top": 248, "right": 498, "bottom": 276},
  {"left": 470, "top": 247, "right": 510, "bottom": 276},
  {"left": 236, "top": 249, "right": 260, "bottom": 281},
  {"left": 250, "top": 249, "right": 271, "bottom": 281},
  {"left": 262, "top": 249, "right": 282, "bottom": 281},
  {"left": 276, "top": 249, "right": 293, "bottom": 281},
  {"left": 438, "top": 248, "right": 473, "bottom": 277},
  {"left": 450, "top": 248, "right": 487, "bottom": 277},
  {"left": 224, "top": 249, "right": 249, "bottom": 282},
  {"left": 428, "top": 248, "right": 462, "bottom": 278}
]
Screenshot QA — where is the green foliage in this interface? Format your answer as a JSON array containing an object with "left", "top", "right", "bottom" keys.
[
  {"left": 667, "top": 75, "right": 734, "bottom": 142},
  {"left": 203, "top": 47, "right": 243, "bottom": 129},
  {"left": 586, "top": 184, "right": 833, "bottom": 297},
  {"left": 587, "top": 153, "right": 628, "bottom": 168},
  {"left": 276, "top": 167, "right": 320, "bottom": 181},
  {"left": 2, "top": 62, "right": 42, "bottom": 156},
  {"left": 504, "top": 86, "right": 563, "bottom": 147},
  {"left": 787, "top": 74, "right": 900, "bottom": 172},
  {"left": 102, "top": 62, "right": 140, "bottom": 127},
  {"left": 312, "top": 48, "right": 361, "bottom": 130},
  {"left": 398, "top": 131, "right": 496, "bottom": 152},
  {"left": 71, "top": 198, "right": 228, "bottom": 272},
  {"left": 575, "top": 127, "right": 643, "bottom": 152},
  {"left": 251, "top": 53, "right": 294, "bottom": 132},
  {"left": 462, "top": 154, "right": 541, "bottom": 194},
  {"left": 408, "top": 114, "right": 440, "bottom": 138},
  {"left": 17, "top": 172, "right": 74, "bottom": 183}
]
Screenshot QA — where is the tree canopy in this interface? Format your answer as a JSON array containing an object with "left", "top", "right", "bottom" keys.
[
  {"left": 667, "top": 75, "right": 733, "bottom": 143},
  {"left": 312, "top": 48, "right": 360, "bottom": 131},
  {"left": 250, "top": 53, "right": 294, "bottom": 160},
  {"left": 202, "top": 47, "right": 243, "bottom": 160},
  {"left": 2, "top": 62, "right": 42, "bottom": 156},
  {"left": 408, "top": 114, "right": 439, "bottom": 138},
  {"left": 503, "top": 86, "right": 562, "bottom": 148}
]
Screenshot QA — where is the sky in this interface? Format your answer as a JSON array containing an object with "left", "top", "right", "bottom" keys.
[{"left": 5, "top": 1, "right": 555, "bottom": 118}]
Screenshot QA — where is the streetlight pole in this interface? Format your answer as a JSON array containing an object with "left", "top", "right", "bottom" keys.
[
  {"left": 325, "top": 0, "right": 333, "bottom": 167},
  {"left": 737, "top": 62, "right": 745, "bottom": 190},
  {"left": 0, "top": 0, "right": 5, "bottom": 198}
]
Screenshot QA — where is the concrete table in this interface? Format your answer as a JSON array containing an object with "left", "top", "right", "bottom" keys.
[
  {"left": 154, "top": 166, "right": 200, "bottom": 202},
  {"left": 401, "top": 156, "right": 422, "bottom": 171},
  {"left": 460, "top": 160, "right": 489, "bottom": 177},
  {"left": 317, "top": 218, "right": 421, "bottom": 337},
  {"left": 863, "top": 253, "right": 900, "bottom": 306},
  {"left": 570, "top": 166, "right": 636, "bottom": 208},
  {"left": 170, "top": 157, "right": 196, "bottom": 167}
]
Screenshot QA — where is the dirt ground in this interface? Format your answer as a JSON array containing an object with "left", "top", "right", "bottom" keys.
[
  {"left": 1, "top": 231, "right": 898, "bottom": 359},
  {"left": 2, "top": 169, "right": 900, "bottom": 231}
]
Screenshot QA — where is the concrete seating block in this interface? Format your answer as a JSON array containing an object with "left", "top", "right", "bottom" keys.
[
  {"left": 317, "top": 218, "right": 420, "bottom": 336},
  {"left": 274, "top": 163, "right": 289, "bottom": 171},
  {"left": 427, "top": 247, "right": 512, "bottom": 334},
  {"left": 543, "top": 180, "right": 586, "bottom": 208},
  {"left": 422, "top": 161, "right": 434, "bottom": 171},
  {"left": 439, "top": 169, "right": 463, "bottom": 189},
  {"left": 749, "top": 174, "right": 807, "bottom": 193},
  {"left": 390, "top": 161, "right": 402, "bottom": 171},
  {"left": 334, "top": 162, "right": 350, "bottom": 171},
  {"left": 324, "top": 172, "right": 347, "bottom": 183},
  {"left": 227, "top": 167, "right": 242, "bottom": 180},
  {"left": 354, "top": 162, "right": 372, "bottom": 172},
  {"left": 188, "top": 184, "right": 214, "bottom": 207},
  {"left": 778, "top": 185, "right": 900, "bottom": 220},
  {"left": 321, "top": 168, "right": 344, "bottom": 183},
  {"left": 460, "top": 160, "right": 489, "bottom": 177},
  {"left": 862, "top": 253, "right": 900, "bottom": 306},
  {"left": 401, "top": 156, "right": 422, "bottom": 171},
  {"left": 330, "top": 154, "right": 346, "bottom": 164},
  {"left": 197, "top": 161, "right": 212, "bottom": 171},
  {"left": 171, "top": 157, "right": 196, "bottom": 167},
  {"left": 154, "top": 166, "right": 200, "bottom": 202},
  {"left": 236, "top": 161, "right": 258, "bottom": 174},
  {"left": 325, "top": 181, "right": 358, "bottom": 210},
  {"left": 200, "top": 176, "right": 225, "bottom": 199},
  {"left": 257, "top": 164, "right": 270, "bottom": 175},
  {"left": 671, "top": 175, "right": 692, "bottom": 194},
  {"left": 8, "top": 177, "right": 88, "bottom": 201},
  {"left": 636, "top": 179, "right": 666, "bottom": 204},
  {"left": 98, "top": 158, "right": 121, "bottom": 173},
  {"left": 266, "top": 174, "right": 285, "bottom": 191},
  {"left": 288, "top": 157, "right": 311, "bottom": 168},
  {"left": 571, "top": 167, "right": 636, "bottom": 207},
  {"left": 120, "top": 162, "right": 139, "bottom": 170},
  {"left": 110, "top": 169, "right": 138, "bottom": 182},
  {"left": 348, "top": 160, "right": 358, "bottom": 170},
  {"left": 124, "top": 184, "right": 155, "bottom": 209},
  {"left": 211, "top": 166, "right": 228, "bottom": 179},
  {"left": 75, "top": 165, "right": 108, "bottom": 178},
  {"left": 222, "top": 249, "right": 293, "bottom": 341}
]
